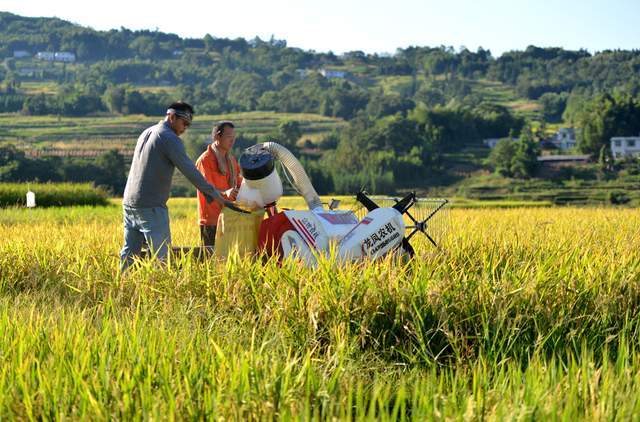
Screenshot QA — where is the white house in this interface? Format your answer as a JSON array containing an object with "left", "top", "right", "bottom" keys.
[
  {"left": 36, "top": 51, "right": 76, "bottom": 62},
  {"left": 54, "top": 52, "right": 76, "bottom": 62},
  {"left": 550, "top": 128, "right": 577, "bottom": 150},
  {"left": 319, "top": 69, "right": 347, "bottom": 79},
  {"left": 36, "top": 51, "right": 55, "bottom": 61},
  {"left": 611, "top": 135, "right": 640, "bottom": 159}
]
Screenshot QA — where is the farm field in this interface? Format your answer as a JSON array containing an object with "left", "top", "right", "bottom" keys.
[
  {"left": 1, "top": 199, "right": 639, "bottom": 419},
  {"left": 0, "top": 111, "right": 345, "bottom": 154}
]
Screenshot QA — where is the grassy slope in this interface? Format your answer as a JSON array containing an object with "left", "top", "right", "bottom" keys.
[
  {"left": 450, "top": 173, "right": 640, "bottom": 206},
  {"left": 0, "top": 112, "right": 346, "bottom": 150},
  {"left": 373, "top": 75, "right": 541, "bottom": 120},
  {"left": 1, "top": 202, "right": 639, "bottom": 418}
]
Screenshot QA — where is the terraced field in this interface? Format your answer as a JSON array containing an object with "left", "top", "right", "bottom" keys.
[{"left": 0, "top": 111, "right": 346, "bottom": 155}]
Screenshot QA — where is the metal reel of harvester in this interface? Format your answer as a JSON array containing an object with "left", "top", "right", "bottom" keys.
[{"left": 354, "top": 191, "right": 449, "bottom": 257}]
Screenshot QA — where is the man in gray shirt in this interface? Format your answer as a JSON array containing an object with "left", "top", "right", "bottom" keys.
[{"left": 120, "top": 101, "right": 228, "bottom": 271}]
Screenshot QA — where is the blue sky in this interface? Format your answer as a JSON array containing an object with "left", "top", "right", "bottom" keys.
[{"left": 2, "top": 0, "right": 639, "bottom": 56}]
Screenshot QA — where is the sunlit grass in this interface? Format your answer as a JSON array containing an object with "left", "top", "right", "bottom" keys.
[
  {"left": 17, "top": 81, "right": 59, "bottom": 96},
  {"left": 1, "top": 202, "right": 639, "bottom": 418},
  {"left": 0, "top": 182, "right": 109, "bottom": 207}
]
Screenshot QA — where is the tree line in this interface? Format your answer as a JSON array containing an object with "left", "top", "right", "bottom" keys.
[
  {"left": 2, "top": 12, "right": 640, "bottom": 118},
  {"left": 2, "top": 12, "right": 640, "bottom": 191},
  {"left": 0, "top": 146, "right": 126, "bottom": 195}
]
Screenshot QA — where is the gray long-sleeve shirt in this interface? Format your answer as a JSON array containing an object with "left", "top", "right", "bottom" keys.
[{"left": 123, "top": 121, "right": 222, "bottom": 208}]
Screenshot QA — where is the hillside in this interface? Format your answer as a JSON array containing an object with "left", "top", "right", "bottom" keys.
[
  {"left": 3, "top": 11, "right": 639, "bottom": 121},
  {"left": 1, "top": 12, "right": 640, "bottom": 200}
]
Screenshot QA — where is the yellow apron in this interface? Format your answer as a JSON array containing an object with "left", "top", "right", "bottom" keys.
[{"left": 214, "top": 208, "right": 265, "bottom": 257}]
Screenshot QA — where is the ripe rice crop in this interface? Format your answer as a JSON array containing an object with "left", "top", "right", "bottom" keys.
[
  {"left": 0, "top": 200, "right": 639, "bottom": 419},
  {"left": 0, "top": 182, "right": 110, "bottom": 207}
]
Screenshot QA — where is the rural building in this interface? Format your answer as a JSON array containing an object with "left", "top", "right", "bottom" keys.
[
  {"left": 610, "top": 135, "right": 640, "bottom": 158},
  {"left": 54, "top": 52, "right": 76, "bottom": 62},
  {"left": 36, "top": 51, "right": 76, "bottom": 62},
  {"left": 549, "top": 128, "right": 577, "bottom": 150},
  {"left": 13, "top": 50, "right": 30, "bottom": 58},
  {"left": 36, "top": 51, "right": 55, "bottom": 61},
  {"left": 319, "top": 69, "right": 348, "bottom": 79}
]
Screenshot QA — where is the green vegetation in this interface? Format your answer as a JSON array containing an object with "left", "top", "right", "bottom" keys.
[
  {"left": 454, "top": 173, "right": 640, "bottom": 206},
  {"left": 2, "top": 12, "right": 640, "bottom": 199},
  {"left": 0, "top": 112, "right": 344, "bottom": 147},
  {"left": 1, "top": 202, "right": 639, "bottom": 418},
  {"left": 487, "top": 130, "right": 540, "bottom": 178},
  {"left": 577, "top": 94, "right": 640, "bottom": 155},
  {"left": 0, "top": 182, "right": 109, "bottom": 207},
  {"left": 2, "top": 12, "right": 639, "bottom": 127},
  {"left": 2, "top": 12, "right": 640, "bottom": 418},
  {"left": 0, "top": 147, "right": 127, "bottom": 195}
]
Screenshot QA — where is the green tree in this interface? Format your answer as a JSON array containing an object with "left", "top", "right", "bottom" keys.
[
  {"left": 94, "top": 149, "right": 127, "bottom": 194},
  {"left": 123, "top": 90, "right": 146, "bottom": 114},
  {"left": 0, "top": 146, "right": 27, "bottom": 181},
  {"left": 129, "top": 36, "right": 161, "bottom": 59},
  {"left": 103, "top": 85, "right": 126, "bottom": 113},
  {"left": 22, "top": 93, "right": 53, "bottom": 115},
  {"left": 203, "top": 34, "right": 214, "bottom": 52},
  {"left": 227, "top": 72, "right": 269, "bottom": 110},
  {"left": 487, "top": 139, "right": 518, "bottom": 177},
  {"left": 510, "top": 131, "right": 540, "bottom": 178},
  {"left": 539, "top": 92, "right": 568, "bottom": 122},
  {"left": 579, "top": 94, "right": 640, "bottom": 155},
  {"left": 269, "top": 120, "right": 302, "bottom": 152}
]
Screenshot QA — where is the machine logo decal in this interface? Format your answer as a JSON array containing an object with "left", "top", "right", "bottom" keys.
[
  {"left": 361, "top": 222, "right": 400, "bottom": 254},
  {"left": 291, "top": 218, "right": 318, "bottom": 249}
]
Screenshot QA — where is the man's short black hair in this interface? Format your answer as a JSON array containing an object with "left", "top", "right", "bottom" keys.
[
  {"left": 168, "top": 101, "right": 195, "bottom": 115},
  {"left": 212, "top": 121, "right": 235, "bottom": 138}
]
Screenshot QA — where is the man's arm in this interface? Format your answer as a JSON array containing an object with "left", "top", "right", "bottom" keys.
[{"left": 161, "top": 135, "right": 225, "bottom": 205}]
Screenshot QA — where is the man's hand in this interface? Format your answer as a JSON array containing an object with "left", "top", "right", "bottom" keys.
[
  {"left": 223, "top": 200, "right": 250, "bottom": 214},
  {"left": 224, "top": 187, "right": 239, "bottom": 201},
  {"left": 205, "top": 190, "right": 248, "bottom": 213}
]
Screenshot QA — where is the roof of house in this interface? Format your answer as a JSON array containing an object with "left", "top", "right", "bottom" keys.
[
  {"left": 611, "top": 135, "right": 640, "bottom": 140},
  {"left": 537, "top": 154, "right": 590, "bottom": 162}
]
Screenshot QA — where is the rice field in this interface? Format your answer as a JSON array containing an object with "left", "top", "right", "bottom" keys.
[
  {"left": 0, "top": 112, "right": 345, "bottom": 148},
  {"left": 0, "top": 183, "right": 109, "bottom": 207},
  {"left": 1, "top": 199, "right": 639, "bottom": 419}
]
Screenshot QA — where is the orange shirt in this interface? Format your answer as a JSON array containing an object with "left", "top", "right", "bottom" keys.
[{"left": 195, "top": 145, "right": 242, "bottom": 225}]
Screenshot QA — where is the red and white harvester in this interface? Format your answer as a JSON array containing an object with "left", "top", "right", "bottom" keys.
[{"left": 233, "top": 142, "right": 447, "bottom": 266}]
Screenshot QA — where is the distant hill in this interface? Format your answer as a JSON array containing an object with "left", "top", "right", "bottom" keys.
[
  {"left": 2, "top": 12, "right": 640, "bottom": 196},
  {"left": 1, "top": 11, "right": 638, "bottom": 117}
]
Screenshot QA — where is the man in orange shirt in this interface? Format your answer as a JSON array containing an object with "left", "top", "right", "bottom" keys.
[{"left": 196, "top": 121, "right": 243, "bottom": 247}]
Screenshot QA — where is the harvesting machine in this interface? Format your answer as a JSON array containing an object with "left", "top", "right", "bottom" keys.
[{"left": 231, "top": 142, "right": 448, "bottom": 266}]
